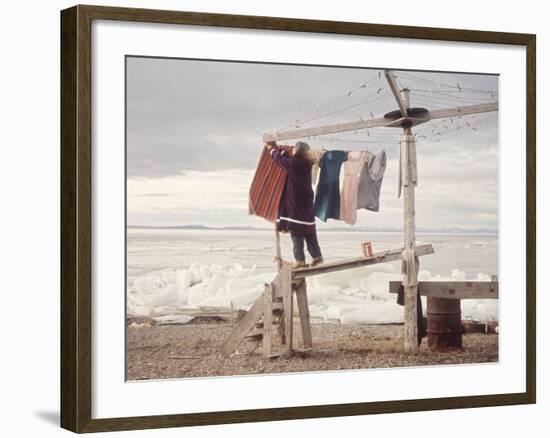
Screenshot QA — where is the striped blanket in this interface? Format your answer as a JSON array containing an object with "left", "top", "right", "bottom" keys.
[{"left": 248, "top": 145, "right": 292, "bottom": 223}]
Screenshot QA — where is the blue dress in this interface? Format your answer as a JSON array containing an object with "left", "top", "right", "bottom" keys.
[{"left": 314, "top": 150, "right": 348, "bottom": 221}]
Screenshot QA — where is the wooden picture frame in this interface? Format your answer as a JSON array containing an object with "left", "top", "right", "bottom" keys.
[{"left": 60, "top": 4, "right": 536, "bottom": 433}]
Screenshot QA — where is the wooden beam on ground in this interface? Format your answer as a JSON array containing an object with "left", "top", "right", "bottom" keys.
[
  {"left": 221, "top": 293, "right": 265, "bottom": 357},
  {"left": 295, "top": 280, "right": 312, "bottom": 351},
  {"left": 428, "top": 102, "right": 498, "bottom": 120},
  {"left": 263, "top": 116, "right": 390, "bottom": 142},
  {"left": 292, "top": 244, "right": 434, "bottom": 279},
  {"left": 389, "top": 281, "right": 499, "bottom": 299}
]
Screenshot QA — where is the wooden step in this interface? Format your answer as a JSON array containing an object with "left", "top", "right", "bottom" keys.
[
  {"left": 245, "top": 328, "right": 264, "bottom": 341},
  {"left": 221, "top": 293, "right": 265, "bottom": 357}
]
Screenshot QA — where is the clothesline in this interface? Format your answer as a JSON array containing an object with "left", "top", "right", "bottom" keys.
[
  {"left": 249, "top": 144, "right": 387, "bottom": 229},
  {"left": 277, "top": 145, "right": 377, "bottom": 164}
]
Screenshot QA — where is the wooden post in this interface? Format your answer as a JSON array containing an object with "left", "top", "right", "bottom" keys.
[
  {"left": 402, "top": 126, "right": 419, "bottom": 354},
  {"left": 295, "top": 280, "right": 313, "bottom": 350},
  {"left": 280, "top": 264, "right": 293, "bottom": 357},
  {"left": 274, "top": 223, "right": 282, "bottom": 271},
  {"left": 263, "top": 284, "right": 273, "bottom": 358}
]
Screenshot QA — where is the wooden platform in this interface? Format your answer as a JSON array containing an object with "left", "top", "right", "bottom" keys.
[
  {"left": 221, "top": 244, "right": 435, "bottom": 358},
  {"left": 292, "top": 244, "right": 434, "bottom": 279},
  {"left": 389, "top": 280, "right": 499, "bottom": 299}
]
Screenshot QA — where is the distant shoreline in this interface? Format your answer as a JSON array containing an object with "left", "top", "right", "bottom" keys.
[{"left": 127, "top": 224, "right": 498, "bottom": 235}]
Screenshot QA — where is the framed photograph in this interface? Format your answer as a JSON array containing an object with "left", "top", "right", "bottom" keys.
[{"left": 60, "top": 4, "right": 536, "bottom": 433}]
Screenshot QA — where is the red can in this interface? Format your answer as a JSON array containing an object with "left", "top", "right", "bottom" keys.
[{"left": 361, "top": 241, "right": 373, "bottom": 257}]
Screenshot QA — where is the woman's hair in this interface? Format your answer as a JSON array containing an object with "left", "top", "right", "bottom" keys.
[{"left": 294, "top": 141, "right": 310, "bottom": 159}]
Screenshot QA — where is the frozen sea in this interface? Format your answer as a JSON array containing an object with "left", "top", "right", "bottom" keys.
[{"left": 126, "top": 229, "right": 499, "bottom": 324}]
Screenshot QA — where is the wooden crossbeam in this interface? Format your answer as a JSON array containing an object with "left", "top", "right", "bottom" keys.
[
  {"left": 428, "top": 102, "right": 498, "bottom": 120},
  {"left": 262, "top": 102, "right": 497, "bottom": 143},
  {"left": 292, "top": 244, "right": 434, "bottom": 279},
  {"left": 389, "top": 281, "right": 499, "bottom": 299},
  {"left": 263, "top": 116, "right": 389, "bottom": 142},
  {"left": 384, "top": 70, "right": 409, "bottom": 116}
]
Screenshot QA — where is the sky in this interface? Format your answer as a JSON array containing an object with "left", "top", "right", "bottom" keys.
[{"left": 126, "top": 56, "right": 499, "bottom": 231}]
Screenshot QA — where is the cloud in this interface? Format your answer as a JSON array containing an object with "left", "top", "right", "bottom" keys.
[{"left": 126, "top": 57, "right": 498, "bottom": 230}]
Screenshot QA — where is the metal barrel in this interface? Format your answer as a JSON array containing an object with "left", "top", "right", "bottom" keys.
[{"left": 427, "top": 297, "right": 463, "bottom": 351}]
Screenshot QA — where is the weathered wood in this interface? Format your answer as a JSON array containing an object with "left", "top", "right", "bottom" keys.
[
  {"left": 292, "top": 244, "right": 434, "bottom": 279},
  {"left": 263, "top": 116, "right": 389, "bottom": 142},
  {"left": 280, "top": 264, "right": 293, "bottom": 357},
  {"left": 389, "top": 281, "right": 499, "bottom": 299},
  {"left": 402, "top": 127, "right": 419, "bottom": 354},
  {"left": 274, "top": 224, "right": 282, "bottom": 271},
  {"left": 245, "top": 331, "right": 263, "bottom": 340},
  {"left": 385, "top": 70, "right": 409, "bottom": 117},
  {"left": 263, "top": 284, "right": 273, "bottom": 358},
  {"left": 221, "top": 294, "right": 264, "bottom": 357},
  {"left": 295, "top": 280, "right": 313, "bottom": 350},
  {"left": 400, "top": 88, "right": 411, "bottom": 109},
  {"left": 271, "top": 270, "right": 283, "bottom": 297},
  {"left": 428, "top": 102, "right": 498, "bottom": 120},
  {"left": 269, "top": 273, "right": 286, "bottom": 344},
  {"left": 263, "top": 103, "right": 497, "bottom": 143}
]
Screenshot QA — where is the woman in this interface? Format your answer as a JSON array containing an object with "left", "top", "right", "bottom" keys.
[{"left": 265, "top": 141, "right": 323, "bottom": 268}]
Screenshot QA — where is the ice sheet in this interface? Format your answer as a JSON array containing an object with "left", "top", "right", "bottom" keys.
[{"left": 127, "top": 262, "right": 498, "bottom": 324}]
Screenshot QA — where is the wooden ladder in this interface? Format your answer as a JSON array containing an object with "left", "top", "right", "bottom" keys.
[{"left": 221, "top": 262, "right": 312, "bottom": 358}]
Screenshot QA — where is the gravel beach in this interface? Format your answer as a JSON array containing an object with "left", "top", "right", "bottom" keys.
[{"left": 126, "top": 319, "right": 499, "bottom": 381}]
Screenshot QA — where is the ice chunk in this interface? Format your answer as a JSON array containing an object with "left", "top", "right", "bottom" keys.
[
  {"left": 153, "top": 314, "right": 194, "bottom": 324},
  {"left": 451, "top": 269, "right": 466, "bottom": 281},
  {"left": 126, "top": 263, "right": 498, "bottom": 324},
  {"left": 175, "top": 269, "right": 192, "bottom": 292},
  {"left": 360, "top": 272, "right": 401, "bottom": 301},
  {"left": 189, "top": 262, "right": 203, "bottom": 285},
  {"left": 418, "top": 270, "right": 431, "bottom": 281},
  {"left": 312, "top": 264, "right": 396, "bottom": 289},
  {"left": 199, "top": 295, "right": 231, "bottom": 308},
  {"left": 325, "top": 304, "right": 368, "bottom": 320},
  {"left": 206, "top": 274, "right": 226, "bottom": 296},
  {"left": 229, "top": 286, "right": 264, "bottom": 307},
  {"left": 188, "top": 289, "right": 210, "bottom": 306},
  {"left": 476, "top": 272, "right": 492, "bottom": 281},
  {"left": 340, "top": 302, "right": 404, "bottom": 324}
]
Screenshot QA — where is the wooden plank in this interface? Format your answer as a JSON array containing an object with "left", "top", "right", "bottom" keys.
[
  {"left": 428, "top": 102, "right": 498, "bottom": 120},
  {"left": 221, "top": 293, "right": 265, "bottom": 357},
  {"left": 389, "top": 281, "right": 499, "bottom": 299},
  {"left": 281, "top": 264, "right": 293, "bottom": 357},
  {"left": 263, "top": 116, "right": 390, "bottom": 142},
  {"left": 260, "top": 88, "right": 498, "bottom": 143},
  {"left": 385, "top": 70, "right": 409, "bottom": 116},
  {"left": 263, "top": 284, "right": 273, "bottom": 358},
  {"left": 271, "top": 274, "right": 286, "bottom": 344},
  {"left": 272, "top": 271, "right": 284, "bottom": 298},
  {"left": 292, "top": 244, "right": 434, "bottom": 279},
  {"left": 274, "top": 224, "right": 282, "bottom": 271},
  {"left": 295, "top": 280, "right": 313, "bottom": 350}
]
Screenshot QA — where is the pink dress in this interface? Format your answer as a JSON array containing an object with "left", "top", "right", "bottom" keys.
[{"left": 340, "top": 151, "right": 369, "bottom": 225}]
